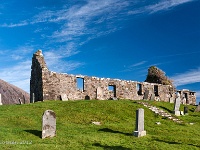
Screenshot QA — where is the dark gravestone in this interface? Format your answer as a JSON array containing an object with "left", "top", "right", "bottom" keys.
[
  {"left": 184, "top": 106, "right": 188, "bottom": 115},
  {"left": 133, "top": 108, "right": 146, "bottom": 137},
  {"left": 42, "top": 110, "right": 56, "bottom": 139},
  {"left": 143, "top": 90, "right": 149, "bottom": 100}
]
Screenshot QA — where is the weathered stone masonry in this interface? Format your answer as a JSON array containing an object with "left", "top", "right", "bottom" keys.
[{"left": 30, "top": 50, "right": 196, "bottom": 105}]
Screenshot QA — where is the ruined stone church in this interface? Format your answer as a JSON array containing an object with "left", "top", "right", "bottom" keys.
[{"left": 30, "top": 50, "right": 196, "bottom": 105}]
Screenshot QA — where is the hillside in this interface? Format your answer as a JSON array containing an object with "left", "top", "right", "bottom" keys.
[
  {"left": 0, "top": 79, "right": 30, "bottom": 104},
  {"left": 0, "top": 100, "right": 199, "bottom": 149}
]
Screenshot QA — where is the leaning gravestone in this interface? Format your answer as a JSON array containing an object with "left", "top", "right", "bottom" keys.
[
  {"left": 173, "top": 93, "right": 181, "bottom": 116},
  {"left": 133, "top": 108, "right": 146, "bottom": 137},
  {"left": 42, "top": 110, "right": 56, "bottom": 139},
  {"left": 61, "top": 94, "right": 68, "bottom": 101},
  {"left": 143, "top": 90, "right": 149, "bottom": 100},
  {"left": 0, "top": 93, "right": 2, "bottom": 105}
]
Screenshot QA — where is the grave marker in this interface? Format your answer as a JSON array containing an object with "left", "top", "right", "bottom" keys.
[
  {"left": 0, "top": 93, "right": 2, "bottom": 105},
  {"left": 143, "top": 90, "right": 149, "bottom": 100},
  {"left": 173, "top": 93, "right": 181, "bottom": 116},
  {"left": 61, "top": 94, "right": 68, "bottom": 101},
  {"left": 150, "top": 93, "right": 155, "bottom": 101},
  {"left": 184, "top": 106, "right": 188, "bottom": 115},
  {"left": 42, "top": 110, "right": 56, "bottom": 139},
  {"left": 133, "top": 108, "right": 146, "bottom": 137}
]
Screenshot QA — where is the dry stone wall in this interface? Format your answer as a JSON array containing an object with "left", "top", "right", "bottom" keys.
[{"left": 30, "top": 50, "right": 196, "bottom": 105}]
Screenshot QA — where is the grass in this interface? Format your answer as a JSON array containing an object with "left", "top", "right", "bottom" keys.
[{"left": 0, "top": 100, "right": 199, "bottom": 150}]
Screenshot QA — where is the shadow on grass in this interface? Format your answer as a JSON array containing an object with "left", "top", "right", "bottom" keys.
[
  {"left": 160, "top": 106, "right": 173, "bottom": 113},
  {"left": 98, "top": 128, "right": 132, "bottom": 136},
  {"left": 24, "top": 130, "right": 41, "bottom": 138},
  {"left": 154, "top": 138, "right": 200, "bottom": 148},
  {"left": 93, "top": 143, "right": 131, "bottom": 150}
]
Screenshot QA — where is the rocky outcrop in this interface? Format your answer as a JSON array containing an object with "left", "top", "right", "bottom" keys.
[{"left": 0, "top": 79, "right": 30, "bottom": 105}]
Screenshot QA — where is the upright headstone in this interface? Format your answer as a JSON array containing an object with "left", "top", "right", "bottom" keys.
[
  {"left": 182, "top": 98, "right": 186, "bottom": 105},
  {"left": 133, "top": 108, "right": 146, "bottom": 137},
  {"left": 184, "top": 106, "right": 188, "bottom": 115},
  {"left": 23, "top": 95, "right": 26, "bottom": 104},
  {"left": 169, "top": 97, "right": 174, "bottom": 103},
  {"left": 32, "top": 93, "right": 35, "bottom": 103},
  {"left": 42, "top": 110, "right": 56, "bottom": 139},
  {"left": 173, "top": 93, "right": 181, "bottom": 116},
  {"left": 143, "top": 90, "right": 149, "bottom": 100},
  {"left": 0, "top": 93, "right": 2, "bottom": 105},
  {"left": 150, "top": 93, "right": 155, "bottom": 101}
]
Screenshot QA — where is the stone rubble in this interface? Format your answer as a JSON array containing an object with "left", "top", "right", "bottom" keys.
[{"left": 138, "top": 102, "right": 183, "bottom": 123}]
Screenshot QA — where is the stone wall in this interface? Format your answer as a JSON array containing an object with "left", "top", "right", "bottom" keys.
[{"left": 30, "top": 50, "right": 196, "bottom": 105}]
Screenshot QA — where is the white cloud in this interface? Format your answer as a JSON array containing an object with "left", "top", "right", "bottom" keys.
[
  {"left": 128, "top": 0, "right": 195, "bottom": 14},
  {"left": 0, "top": 21, "right": 28, "bottom": 28},
  {"left": 0, "top": 60, "right": 31, "bottom": 93},
  {"left": 130, "top": 61, "right": 147, "bottom": 67},
  {"left": 171, "top": 67, "right": 200, "bottom": 86}
]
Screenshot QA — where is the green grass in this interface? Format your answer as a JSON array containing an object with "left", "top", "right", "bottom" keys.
[{"left": 0, "top": 100, "right": 199, "bottom": 150}]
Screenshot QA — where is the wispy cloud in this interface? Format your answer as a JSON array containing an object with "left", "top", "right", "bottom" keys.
[
  {"left": 130, "top": 61, "right": 147, "bottom": 67},
  {"left": 171, "top": 67, "right": 200, "bottom": 86},
  {"left": 0, "top": 21, "right": 28, "bottom": 27},
  {"left": 128, "top": 0, "right": 195, "bottom": 14},
  {"left": 43, "top": 43, "right": 83, "bottom": 72},
  {"left": 0, "top": 60, "right": 31, "bottom": 92}
]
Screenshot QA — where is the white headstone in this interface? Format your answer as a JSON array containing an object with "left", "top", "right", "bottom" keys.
[
  {"left": 133, "top": 108, "right": 146, "bottom": 137},
  {"left": 42, "top": 110, "right": 56, "bottom": 139},
  {"left": 61, "top": 94, "right": 68, "bottom": 101},
  {"left": 174, "top": 93, "right": 181, "bottom": 116},
  {"left": 0, "top": 93, "right": 2, "bottom": 105}
]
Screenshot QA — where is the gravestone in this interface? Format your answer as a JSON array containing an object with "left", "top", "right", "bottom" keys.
[
  {"left": 143, "top": 90, "right": 149, "bottom": 100},
  {"left": 96, "top": 87, "right": 104, "bottom": 100},
  {"left": 173, "top": 93, "right": 181, "bottom": 116},
  {"left": 150, "top": 93, "right": 155, "bottom": 101},
  {"left": 182, "top": 98, "right": 186, "bottom": 105},
  {"left": 194, "top": 105, "right": 200, "bottom": 112},
  {"left": 61, "top": 94, "right": 68, "bottom": 101},
  {"left": 23, "top": 95, "right": 26, "bottom": 104},
  {"left": 0, "top": 93, "right": 2, "bottom": 105},
  {"left": 133, "top": 108, "right": 146, "bottom": 137},
  {"left": 42, "top": 110, "right": 56, "bottom": 139},
  {"left": 32, "top": 93, "right": 35, "bottom": 103},
  {"left": 184, "top": 106, "right": 188, "bottom": 115}
]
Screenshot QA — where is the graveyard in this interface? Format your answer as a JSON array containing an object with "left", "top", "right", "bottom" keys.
[{"left": 0, "top": 99, "right": 199, "bottom": 149}]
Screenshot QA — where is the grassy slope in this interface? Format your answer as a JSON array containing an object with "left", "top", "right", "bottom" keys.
[{"left": 0, "top": 100, "right": 199, "bottom": 150}]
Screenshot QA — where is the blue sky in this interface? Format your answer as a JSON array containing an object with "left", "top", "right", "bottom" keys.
[{"left": 0, "top": 0, "right": 199, "bottom": 103}]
